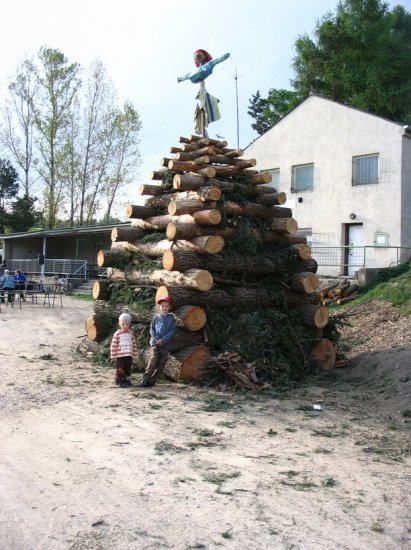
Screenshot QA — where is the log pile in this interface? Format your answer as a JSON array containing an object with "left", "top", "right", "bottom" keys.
[
  {"left": 85, "top": 134, "right": 336, "bottom": 382},
  {"left": 318, "top": 279, "right": 360, "bottom": 305}
]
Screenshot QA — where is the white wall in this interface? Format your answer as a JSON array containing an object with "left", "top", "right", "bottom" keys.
[{"left": 246, "top": 95, "right": 409, "bottom": 273}]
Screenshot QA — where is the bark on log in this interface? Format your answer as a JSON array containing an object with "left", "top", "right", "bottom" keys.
[
  {"left": 335, "top": 292, "right": 360, "bottom": 305},
  {"left": 293, "top": 304, "right": 329, "bottom": 328},
  {"left": 168, "top": 198, "right": 217, "bottom": 216},
  {"left": 162, "top": 249, "right": 291, "bottom": 274},
  {"left": 253, "top": 192, "right": 287, "bottom": 207},
  {"left": 160, "top": 157, "right": 171, "bottom": 167},
  {"left": 309, "top": 339, "right": 336, "bottom": 370},
  {"left": 132, "top": 210, "right": 221, "bottom": 228},
  {"left": 92, "top": 280, "right": 111, "bottom": 300},
  {"left": 111, "top": 226, "right": 148, "bottom": 242},
  {"left": 107, "top": 268, "right": 127, "bottom": 283},
  {"left": 318, "top": 281, "right": 339, "bottom": 301},
  {"left": 111, "top": 236, "right": 224, "bottom": 256},
  {"left": 144, "top": 194, "right": 173, "bottom": 210},
  {"left": 124, "top": 266, "right": 213, "bottom": 291},
  {"left": 138, "top": 183, "right": 164, "bottom": 196},
  {"left": 178, "top": 135, "right": 210, "bottom": 145},
  {"left": 288, "top": 272, "right": 321, "bottom": 294},
  {"left": 125, "top": 204, "right": 160, "bottom": 219},
  {"left": 222, "top": 201, "right": 278, "bottom": 221},
  {"left": 164, "top": 344, "right": 211, "bottom": 382},
  {"left": 294, "top": 244, "right": 312, "bottom": 260},
  {"left": 175, "top": 147, "right": 213, "bottom": 160},
  {"left": 248, "top": 172, "right": 272, "bottom": 184},
  {"left": 94, "top": 300, "right": 205, "bottom": 331},
  {"left": 97, "top": 249, "right": 131, "bottom": 268},
  {"left": 269, "top": 218, "right": 298, "bottom": 234},
  {"left": 85, "top": 315, "right": 113, "bottom": 342},
  {"left": 168, "top": 329, "right": 204, "bottom": 353},
  {"left": 149, "top": 169, "right": 167, "bottom": 180},
  {"left": 155, "top": 285, "right": 281, "bottom": 309},
  {"left": 294, "top": 257, "right": 318, "bottom": 274},
  {"left": 173, "top": 186, "right": 222, "bottom": 202}
]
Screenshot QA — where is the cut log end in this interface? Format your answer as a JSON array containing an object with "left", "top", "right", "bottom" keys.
[{"left": 309, "top": 339, "right": 336, "bottom": 370}]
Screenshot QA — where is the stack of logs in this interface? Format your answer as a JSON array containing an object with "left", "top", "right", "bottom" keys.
[
  {"left": 319, "top": 279, "right": 360, "bottom": 305},
  {"left": 88, "top": 134, "right": 335, "bottom": 382}
]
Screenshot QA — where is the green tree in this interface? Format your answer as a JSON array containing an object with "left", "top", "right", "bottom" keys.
[
  {"left": 0, "top": 158, "right": 19, "bottom": 232},
  {"left": 249, "top": 0, "right": 411, "bottom": 135},
  {"left": 248, "top": 89, "right": 303, "bottom": 135},
  {"left": 33, "top": 47, "right": 81, "bottom": 228},
  {"left": 7, "top": 195, "right": 42, "bottom": 232}
]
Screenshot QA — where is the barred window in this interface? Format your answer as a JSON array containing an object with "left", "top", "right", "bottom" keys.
[
  {"left": 352, "top": 154, "right": 378, "bottom": 185},
  {"left": 263, "top": 168, "right": 280, "bottom": 189},
  {"left": 292, "top": 163, "right": 313, "bottom": 192}
]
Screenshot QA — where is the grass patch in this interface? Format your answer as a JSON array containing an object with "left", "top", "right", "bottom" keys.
[
  {"left": 267, "top": 428, "right": 278, "bottom": 436},
  {"left": 199, "top": 395, "right": 236, "bottom": 412},
  {"left": 203, "top": 471, "right": 241, "bottom": 485},
  {"left": 311, "top": 429, "right": 342, "bottom": 438},
  {"left": 314, "top": 447, "right": 334, "bottom": 454},
  {"left": 370, "top": 522, "right": 384, "bottom": 533},
  {"left": 38, "top": 353, "right": 56, "bottom": 361},
  {"left": 217, "top": 421, "right": 236, "bottom": 429},
  {"left": 154, "top": 440, "right": 187, "bottom": 455},
  {"left": 321, "top": 477, "right": 337, "bottom": 487}
]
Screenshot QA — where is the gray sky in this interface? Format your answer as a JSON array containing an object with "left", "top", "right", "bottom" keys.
[{"left": 1, "top": 0, "right": 409, "bottom": 213}]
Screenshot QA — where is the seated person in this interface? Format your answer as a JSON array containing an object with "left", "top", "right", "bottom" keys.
[
  {"left": 14, "top": 269, "right": 27, "bottom": 299},
  {"left": 0, "top": 269, "right": 15, "bottom": 303}
]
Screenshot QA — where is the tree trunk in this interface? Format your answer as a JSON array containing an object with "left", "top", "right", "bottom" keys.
[
  {"left": 132, "top": 210, "right": 221, "bottom": 229},
  {"left": 92, "top": 280, "right": 111, "bottom": 300},
  {"left": 269, "top": 218, "right": 298, "bottom": 233},
  {"left": 173, "top": 186, "right": 221, "bottom": 202},
  {"left": 293, "top": 304, "right": 329, "bottom": 328},
  {"left": 111, "top": 236, "right": 224, "bottom": 256},
  {"left": 294, "top": 244, "right": 312, "bottom": 260},
  {"left": 162, "top": 249, "right": 291, "bottom": 275},
  {"left": 309, "top": 339, "right": 336, "bottom": 370},
  {"left": 253, "top": 192, "right": 286, "bottom": 207},
  {"left": 138, "top": 183, "right": 163, "bottom": 196},
  {"left": 168, "top": 198, "right": 217, "bottom": 216},
  {"left": 288, "top": 272, "right": 320, "bottom": 294},
  {"left": 97, "top": 249, "right": 131, "bottom": 268},
  {"left": 168, "top": 329, "right": 204, "bottom": 352},
  {"left": 335, "top": 292, "right": 360, "bottom": 305},
  {"left": 149, "top": 169, "right": 167, "bottom": 180},
  {"left": 175, "top": 146, "right": 213, "bottom": 160},
  {"left": 125, "top": 204, "right": 160, "bottom": 219},
  {"left": 124, "top": 266, "right": 213, "bottom": 291},
  {"left": 94, "top": 300, "right": 205, "bottom": 331},
  {"left": 173, "top": 305, "right": 207, "bottom": 331},
  {"left": 294, "top": 257, "right": 318, "bottom": 274},
  {"left": 248, "top": 172, "right": 272, "bottom": 184},
  {"left": 318, "top": 281, "right": 339, "bottom": 301},
  {"left": 164, "top": 344, "right": 211, "bottom": 381},
  {"left": 85, "top": 315, "right": 113, "bottom": 342},
  {"left": 154, "top": 285, "right": 281, "bottom": 309},
  {"left": 111, "top": 226, "right": 148, "bottom": 242}
]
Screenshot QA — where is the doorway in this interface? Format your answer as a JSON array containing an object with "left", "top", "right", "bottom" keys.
[{"left": 345, "top": 224, "right": 363, "bottom": 276}]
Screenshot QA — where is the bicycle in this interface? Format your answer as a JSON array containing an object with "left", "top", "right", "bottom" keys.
[{"left": 54, "top": 274, "right": 72, "bottom": 295}]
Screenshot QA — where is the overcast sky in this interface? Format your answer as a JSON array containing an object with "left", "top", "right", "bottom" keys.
[{"left": 1, "top": 0, "right": 409, "bottom": 213}]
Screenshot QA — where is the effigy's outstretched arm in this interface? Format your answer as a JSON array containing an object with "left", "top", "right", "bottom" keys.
[{"left": 177, "top": 52, "right": 230, "bottom": 84}]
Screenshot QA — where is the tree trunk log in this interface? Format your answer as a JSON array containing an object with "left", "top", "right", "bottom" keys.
[
  {"left": 335, "top": 292, "right": 360, "bottom": 305},
  {"left": 144, "top": 194, "right": 173, "bottom": 210},
  {"left": 173, "top": 186, "right": 222, "bottom": 202},
  {"left": 97, "top": 249, "right": 131, "bottom": 268},
  {"left": 125, "top": 204, "right": 160, "bottom": 219},
  {"left": 164, "top": 344, "right": 211, "bottom": 382},
  {"left": 149, "top": 169, "right": 167, "bottom": 180},
  {"left": 288, "top": 272, "right": 321, "bottom": 293},
  {"left": 293, "top": 305, "right": 329, "bottom": 328},
  {"left": 168, "top": 329, "right": 204, "bottom": 352},
  {"left": 173, "top": 305, "right": 206, "bottom": 331},
  {"left": 175, "top": 147, "right": 213, "bottom": 160},
  {"left": 94, "top": 300, "right": 205, "bottom": 331},
  {"left": 138, "top": 183, "right": 163, "bottom": 196},
  {"left": 248, "top": 172, "right": 272, "bottom": 184},
  {"left": 253, "top": 192, "right": 286, "bottom": 207},
  {"left": 111, "top": 226, "right": 148, "bottom": 242},
  {"left": 168, "top": 198, "right": 217, "bottom": 216},
  {"left": 269, "top": 218, "right": 298, "bottom": 234},
  {"left": 294, "top": 257, "right": 318, "bottom": 274},
  {"left": 309, "top": 339, "right": 336, "bottom": 370},
  {"left": 111, "top": 236, "right": 224, "bottom": 256},
  {"left": 162, "top": 249, "right": 291, "bottom": 274},
  {"left": 155, "top": 285, "right": 281, "bottom": 309},
  {"left": 124, "top": 266, "right": 213, "bottom": 291},
  {"left": 85, "top": 315, "right": 113, "bottom": 342},
  {"left": 92, "top": 280, "right": 111, "bottom": 300},
  {"left": 294, "top": 244, "right": 312, "bottom": 260}
]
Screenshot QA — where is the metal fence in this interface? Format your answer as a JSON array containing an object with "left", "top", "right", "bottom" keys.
[
  {"left": 311, "top": 245, "right": 411, "bottom": 273},
  {"left": 6, "top": 259, "right": 88, "bottom": 278}
]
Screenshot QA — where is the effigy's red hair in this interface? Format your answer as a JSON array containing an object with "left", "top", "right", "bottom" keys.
[{"left": 193, "top": 49, "right": 212, "bottom": 67}]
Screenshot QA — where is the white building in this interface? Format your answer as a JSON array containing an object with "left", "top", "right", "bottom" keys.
[{"left": 245, "top": 95, "right": 411, "bottom": 276}]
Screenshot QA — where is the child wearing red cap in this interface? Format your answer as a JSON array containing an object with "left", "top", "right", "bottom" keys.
[{"left": 139, "top": 296, "right": 176, "bottom": 388}]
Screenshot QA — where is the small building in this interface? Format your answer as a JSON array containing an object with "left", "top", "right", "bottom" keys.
[
  {"left": 245, "top": 94, "right": 411, "bottom": 276},
  {"left": 0, "top": 223, "right": 130, "bottom": 278}
]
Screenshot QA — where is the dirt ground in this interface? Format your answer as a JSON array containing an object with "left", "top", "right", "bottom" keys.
[{"left": 0, "top": 297, "right": 410, "bottom": 550}]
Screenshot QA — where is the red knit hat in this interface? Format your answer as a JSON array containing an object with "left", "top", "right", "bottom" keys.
[
  {"left": 193, "top": 49, "right": 212, "bottom": 67},
  {"left": 157, "top": 296, "right": 171, "bottom": 304}
]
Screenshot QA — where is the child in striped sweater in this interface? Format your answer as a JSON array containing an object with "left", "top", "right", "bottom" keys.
[{"left": 110, "top": 313, "right": 138, "bottom": 388}]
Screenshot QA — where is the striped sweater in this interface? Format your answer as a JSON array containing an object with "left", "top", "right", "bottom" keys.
[{"left": 110, "top": 329, "right": 138, "bottom": 360}]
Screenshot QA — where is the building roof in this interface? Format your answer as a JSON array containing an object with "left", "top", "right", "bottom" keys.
[{"left": 0, "top": 222, "right": 131, "bottom": 241}]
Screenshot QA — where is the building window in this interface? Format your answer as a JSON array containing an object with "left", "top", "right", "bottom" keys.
[
  {"left": 292, "top": 163, "right": 313, "bottom": 192},
  {"left": 262, "top": 168, "right": 280, "bottom": 189},
  {"left": 352, "top": 154, "right": 378, "bottom": 185}
]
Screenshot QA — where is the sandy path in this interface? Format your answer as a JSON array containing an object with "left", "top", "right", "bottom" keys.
[{"left": 0, "top": 298, "right": 410, "bottom": 549}]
